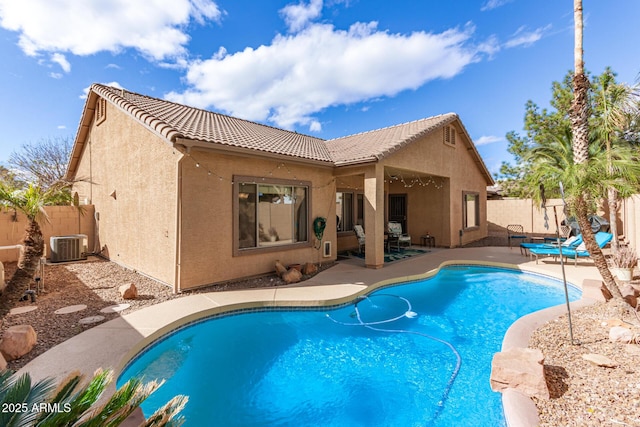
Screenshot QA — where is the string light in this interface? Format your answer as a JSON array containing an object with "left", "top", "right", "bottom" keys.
[{"left": 183, "top": 153, "right": 444, "bottom": 190}]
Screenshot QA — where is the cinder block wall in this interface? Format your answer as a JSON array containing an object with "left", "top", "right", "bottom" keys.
[
  {"left": 487, "top": 198, "right": 568, "bottom": 236},
  {"left": 0, "top": 205, "right": 95, "bottom": 263}
]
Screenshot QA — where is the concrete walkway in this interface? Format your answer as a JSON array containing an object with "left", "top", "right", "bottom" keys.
[{"left": 17, "top": 246, "right": 604, "bottom": 426}]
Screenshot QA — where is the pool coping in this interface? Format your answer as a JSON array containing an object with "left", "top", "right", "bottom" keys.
[{"left": 16, "top": 247, "right": 604, "bottom": 426}]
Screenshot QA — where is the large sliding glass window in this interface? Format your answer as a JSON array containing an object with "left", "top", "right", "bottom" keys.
[{"left": 237, "top": 178, "right": 309, "bottom": 250}]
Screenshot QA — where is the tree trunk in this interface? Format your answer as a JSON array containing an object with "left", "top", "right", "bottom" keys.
[
  {"left": 607, "top": 187, "right": 619, "bottom": 252},
  {"left": 571, "top": 0, "right": 590, "bottom": 165},
  {"left": 574, "top": 196, "right": 622, "bottom": 299},
  {"left": 8, "top": 219, "right": 45, "bottom": 292}
]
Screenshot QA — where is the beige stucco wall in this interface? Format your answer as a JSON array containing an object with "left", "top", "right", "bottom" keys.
[
  {"left": 177, "top": 150, "right": 336, "bottom": 290},
  {"left": 72, "top": 101, "right": 179, "bottom": 287},
  {"left": 0, "top": 205, "right": 95, "bottom": 263},
  {"left": 383, "top": 121, "right": 489, "bottom": 247}
]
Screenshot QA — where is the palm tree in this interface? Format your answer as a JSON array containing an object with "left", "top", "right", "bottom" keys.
[
  {"left": 0, "top": 183, "right": 75, "bottom": 293},
  {"left": 568, "top": 0, "right": 624, "bottom": 299},
  {"left": 592, "top": 70, "right": 640, "bottom": 252},
  {"left": 0, "top": 368, "right": 187, "bottom": 426}
]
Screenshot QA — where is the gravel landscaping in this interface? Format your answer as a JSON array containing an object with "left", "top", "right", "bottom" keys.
[{"left": 1, "top": 256, "right": 639, "bottom": 425}]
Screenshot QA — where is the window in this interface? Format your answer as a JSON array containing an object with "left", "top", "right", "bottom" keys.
[
  {"left": 463, "top": 192, "right": 479, "bottom": 229},
  {"left": 336, "top": 192, "right": 353, "bottom": 232},
  {"left": 236, "top": 178, "right": 309, "bottom": 251},
  {"left": 95, "top": 97, "right": 107, "bottom": 125},
  {"left": 443, "top": 125, "right": 456, "bottom": 146}
]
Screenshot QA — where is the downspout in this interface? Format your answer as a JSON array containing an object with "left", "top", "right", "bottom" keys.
[{"left": 174, "top": 153, "right": 184, "bottom": 294}]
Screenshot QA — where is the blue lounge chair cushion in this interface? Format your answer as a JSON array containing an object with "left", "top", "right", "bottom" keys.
[
  {"left": 520, "top": 235, "right": 583, "bottom": 252},
  {"left": 529, "top": 232, "right": 613, "bottom": 264}
]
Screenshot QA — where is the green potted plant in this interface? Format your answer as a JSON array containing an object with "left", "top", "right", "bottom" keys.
[{"left": 608, "top": 246, "right": 638, "bottom": 281}]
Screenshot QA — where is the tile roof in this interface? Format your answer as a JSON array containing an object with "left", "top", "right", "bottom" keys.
[
  {"left": 91, "top": 84, "right": 332, "bottom": 163},
  {"left": 73, "top": 84, "right": 491, "bottom": 185},
  {"left": 325, "top": 113, "right": 458, "bottom": 165}
]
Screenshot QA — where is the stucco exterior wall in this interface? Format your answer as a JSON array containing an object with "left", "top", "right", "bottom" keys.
[
  {"left": 0, "top": 206, "right": 95, "bottom": 263},
  {"left": 383, "top": 121, "right": 489, "bottom": 247},
  {"left": 177, "top": 150, "right": 336, "bottom": 290},
  {"left": 72, "top": 101, "right": 179, "bottom": 287}
]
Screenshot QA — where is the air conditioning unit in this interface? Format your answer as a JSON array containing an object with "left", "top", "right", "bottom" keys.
[{"left": 50, "top": 234, "right": 88, "bottom": 263}]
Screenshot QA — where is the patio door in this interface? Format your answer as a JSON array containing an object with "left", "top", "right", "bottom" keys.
[{"left": 388, "top": 194, "right": 407, "bottom": 231}]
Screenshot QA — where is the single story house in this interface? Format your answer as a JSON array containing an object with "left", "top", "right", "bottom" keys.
[{"left": 66, "top": 84, "right": 494, "bottom": 292}]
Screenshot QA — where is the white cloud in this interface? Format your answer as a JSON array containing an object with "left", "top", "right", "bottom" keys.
[
  {"left": 167, "top": 22, "right": 486, "bottom": 132},
  {"left": 0, "top": 0, "right": 223, "bottom": 61},
  {"left": 51, "top": 53, "right": 71, "bottom": 72},
  {"left": 49, "top": 72, "right": 63, "bottom": 79},
  {"left": 57, "top": 125, "right": 67, "bottom": 130},
  {"left": 475, "top": 135, "right": 503, "bottom": 146},
  {"left": 504, "top": 25, "right": 551, "bottom": 49},
  {"left": 280, "top": 0, "right": 323, "bottom": 33},
  {"left": 481, "top": 0, "right": 513, "bottom": 12}
]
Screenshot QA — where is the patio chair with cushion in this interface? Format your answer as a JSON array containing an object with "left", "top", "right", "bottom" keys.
[
  {"left": 529, "top": 232, "right": 613, "bottom": 266},
  {"left": 507, "top": 224, "right": 527, "bottom": 249},
  {"left": 387, "top": 222, "right": 411, "bottom": 252},
  {"left": 353, "top": 225, "right": 366, "bottom": 254}
]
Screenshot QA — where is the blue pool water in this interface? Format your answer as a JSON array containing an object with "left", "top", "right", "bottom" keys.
[{"left": 118, "top": 265, "right": 581, "bottom": 426}]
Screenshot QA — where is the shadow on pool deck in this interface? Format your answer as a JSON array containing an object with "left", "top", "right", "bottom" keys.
[{"left": 17, "top": 246, "right": 604, "bottom": 426}]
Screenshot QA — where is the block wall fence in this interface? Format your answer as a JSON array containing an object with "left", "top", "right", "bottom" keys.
[{"left": 0, "top": 205, "right": 95, "bottom": 263}]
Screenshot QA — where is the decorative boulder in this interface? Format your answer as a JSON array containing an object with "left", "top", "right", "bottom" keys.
[
  {"left": 609, "top": 326, "right": 634, "bottom": 344},
  {"left": 490, "top": 347, "right": 549, "bottom": 399},
  {"left": 0, "top": 325, "right": 37, "bottom": 361},
  {"left": 282, "top": 268, "right": 303, "bottom": 284},
  {"left": 274, "top": 260, "right": 287, "bottom": 278},
  {"left": 0, "top": 351, "right": 6, "bottom": 370},
  {"left": 620, "top": 285, "right": 639, "bottom": 308},
  {"left": 303, "top": 262, "right": 318, "bottom": 275},
  {"left": 119, "top": 283, "right": 138, "bottom": 300}
]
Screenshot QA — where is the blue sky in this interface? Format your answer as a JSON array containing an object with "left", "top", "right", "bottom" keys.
[{"left": 1, "top": 0, "right": 639, "bottom": 176}]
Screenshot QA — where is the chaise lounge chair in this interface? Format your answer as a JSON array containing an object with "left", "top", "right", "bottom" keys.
[
  {"left": 520, "top": 234, "right": 583, "bottom": 257},
  {"left": 529, "top": 232, "right": 613, "bottom": 266}
]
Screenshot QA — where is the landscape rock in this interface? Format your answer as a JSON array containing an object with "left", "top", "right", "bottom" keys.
[
  {"left": 0, "top": 325, "right": 37, "bottom": 361},
  {"left": 609, "top": 326, "right": 634, "bottom": 344},
  {"left": 303, "top": 262, "right": 318, "bottom": 275},
  {"left": 118, "top": 283, "right": 138, "bottom": 300},
  {"left": 282, "top": 268, "right": 302, "bottom": 284},
  {"left": 582, "top": 353, "right": 618, "bottom": 368},
  {"left": 274, "top": 260, "right": 287, "bottom": 278},
  {"left": 490, "top": 347, "right": 549, "bottom": 399},
  {"left": 620, "top": 285, "right": 639, "bottom": 308},
  {"left": 0, "top": 352, "right": 6, "bottom": 370}
]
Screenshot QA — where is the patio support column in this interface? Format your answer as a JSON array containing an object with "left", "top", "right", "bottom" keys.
[{"left": 364, "top": 163, "right": 385, "bottom": 268}]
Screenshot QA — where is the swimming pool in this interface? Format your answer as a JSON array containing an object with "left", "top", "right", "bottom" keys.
[{"left": 118, "top": 265, "right": 581, "bottom": 426}]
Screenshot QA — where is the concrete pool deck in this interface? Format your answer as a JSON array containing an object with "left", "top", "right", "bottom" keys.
[{"left": 17, "top": 246, "right": 604, "bottom": 426}]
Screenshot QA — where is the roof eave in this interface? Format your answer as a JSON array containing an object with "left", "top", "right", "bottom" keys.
[
  {"left": 65, "top": 90, "right": 98, "bottom": 181},
  {"left": 176, "top": 138, "right": 335, "bottom": 168}
]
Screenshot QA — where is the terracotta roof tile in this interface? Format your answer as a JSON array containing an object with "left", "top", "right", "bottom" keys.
[
  {"left": 325, "top": 113, "right": 457, "bottom": 165},
  {"left": 92, "top": 84, "right": 332, "bottom": 163},
  {"left": 88, "top": 85, "right": 477, "bottom": 173}
]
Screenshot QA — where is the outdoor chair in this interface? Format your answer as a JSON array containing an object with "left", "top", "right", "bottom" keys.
[
  {"left": 520, "top": 234, "right": 583, "bottom": 257},
  {"left": 507, "top": 224, "right": 527, "bottom": 249},
  {"left": 529, "top": 232, "right": 613, "bottom": 266},
  {"left": 387, "top": 222, "right": 411, "bottom": 252},
  {"left": 353, "top": 225, "right": 366, "bottom": 254}
]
